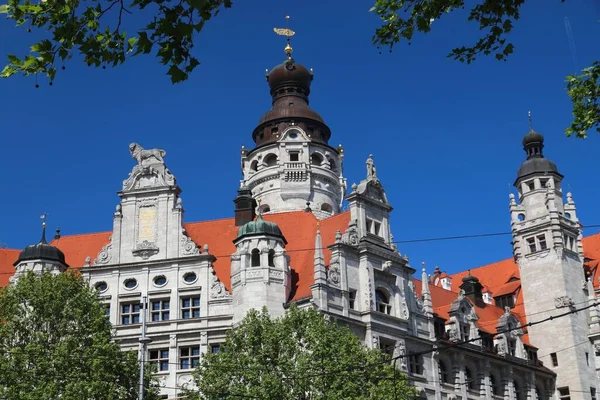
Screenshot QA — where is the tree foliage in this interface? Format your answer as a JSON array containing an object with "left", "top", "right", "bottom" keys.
[
  {"left": 0, "top": 271, "right": 160, "bottom": 400},
  {"left": 182, "top": 305, "right": 415, "bottom": 400},
  {"left": 0, "top": 0, "right": 231, "bottom": 83},
  {"left": 370, "top": 0, "right": 599, "bottom": 138}
]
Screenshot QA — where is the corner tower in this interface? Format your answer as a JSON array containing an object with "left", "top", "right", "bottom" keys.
[
  {"left": 509, "top": 117, "right": 598, "bottom": 398},
  {"left": 240, "top": 37, "right": 346, "bottom": 219}
]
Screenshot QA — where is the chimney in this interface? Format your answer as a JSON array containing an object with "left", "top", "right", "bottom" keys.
[
  {"left": 234, "top": 184, "right": 257, "bottom": 226},
  {"left": 459, "top": 273, "right": 485, "bottom": 307}
]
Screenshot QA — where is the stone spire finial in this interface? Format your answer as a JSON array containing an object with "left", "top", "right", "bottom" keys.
[{"left": 421, "top": 263, "right": 433, "bottom": 319}]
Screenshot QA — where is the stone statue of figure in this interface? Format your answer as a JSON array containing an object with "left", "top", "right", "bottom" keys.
[
  {"left": 129, "top": 143, "right": 166, "bottom": 167},
  {"left": 366, "top": 154, "right": 377, "bottom": 180}
]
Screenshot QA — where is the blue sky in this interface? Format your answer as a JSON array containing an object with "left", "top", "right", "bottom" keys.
[{"left": 0, "top": 0, "right": 599, "bottom": 276}]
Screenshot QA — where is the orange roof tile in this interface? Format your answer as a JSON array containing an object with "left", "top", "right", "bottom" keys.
[
  {"left": 0, "top": 211, "right": 351, "bottom": 302},
  {"left": 0, "top": 249, "right": 20, "bottom": 287},
  {"left": 491, "top": 280, "right": 521, "bottom": 297}
]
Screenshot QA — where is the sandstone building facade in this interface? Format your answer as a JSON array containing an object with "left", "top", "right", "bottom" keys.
[{"left": 2, "top": 47, "right": 600, "bottom": 400}]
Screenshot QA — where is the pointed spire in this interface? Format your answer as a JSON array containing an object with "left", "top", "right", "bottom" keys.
[
  {"left": 528, "top": 110, "right": 533, "bottom": 131},
  {"left": 421, "top": 263, "right": 433, "bottom": 318},
  {"left": 314, "top": 229, "right": 324, "bottom": 266},
  {"left": 40, "top": 213, "right": 48, "bottom": 244}
]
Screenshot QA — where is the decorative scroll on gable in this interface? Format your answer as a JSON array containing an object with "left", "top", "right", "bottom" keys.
[
  {"left": 122, "top": 143, "right": 177, "bottom": 191},
  {"left": 180, "top": 228, "right": 200, "bottom": 256},
  {"left": 93, "top": 236, "right": 113, "bottom": 266},
  {"left": 210, "top": 270, "right": 230, "bottom": 300}
]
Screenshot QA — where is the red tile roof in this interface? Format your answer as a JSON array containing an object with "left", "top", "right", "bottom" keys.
[
  {"left": 0, "top": 211, "right": 351, "bottom": 302},
  {"left": 2, "top": 213, "right": 599, "bottom": 339}
]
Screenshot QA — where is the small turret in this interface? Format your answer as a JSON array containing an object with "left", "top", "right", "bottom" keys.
[
  {"left": 230, "top": 214, "right": 290, "bottom": 323},
  {"left": 11, "top": 216, "right": 68, "bottom": 284}
]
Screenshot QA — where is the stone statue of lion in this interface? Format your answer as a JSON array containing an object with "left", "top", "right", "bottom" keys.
[{"left": 129, "top": 143, "right": 166, "bottom": 166}]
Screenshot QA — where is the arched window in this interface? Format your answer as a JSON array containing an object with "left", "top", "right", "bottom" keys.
[
  {"left": 249, "top": 160, "right": 258, "bottom": 172},
  {"left": 311, "top": 153, "right": 324, "bottom": 166},
  {"left": 490, "top": 374, "right": 503, "bottom": 396},
  {"left": 259, "top": 204, "right": 271, "bottom": 214},
  {"left": 251, "top": 249, "right": 260, "bottom": 267},
  {"left": 439, "top": 359, "right": 453, "bottom": 384},
  {"left": 268, "top": 249, "right": 275, "bottom": 267},
  {"left": 465, "top": 367, "right": 479, "bottom": 391},
  {"left": 263, "top": 153, "right": 278, "bottom": 167},
  {"left": 375, "top": 289, "right": 391, "bottom": 314},
  {"left": 536, "top": 387, "right": 544, "bottom": 400},
  {"left": 514, "top": 380, "right": 525, "bottom": 400},
  {"left": 320, "top": 203, "right": 333, "bottom": 215},
  {"left": 328, "top": 158, "right": 337, "bottom": 172}
]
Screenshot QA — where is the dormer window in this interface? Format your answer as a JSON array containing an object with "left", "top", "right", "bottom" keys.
[
  {"left": 441, "top": 277, "right": 452, "bottom": 291},
  {"left": 495, "top": 294, "right": 515, "bottom": 309},
  {"left": 289, "top": 152, "right": 299, "bottom": 162}
]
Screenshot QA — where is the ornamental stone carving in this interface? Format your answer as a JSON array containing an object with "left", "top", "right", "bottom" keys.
[
  {"left": 93, "top": 238, "right": 113, "bottom": 265},
  {"left": 210, "top": 272, "right": 230, "bottom": 299},
  {"left": 122, "top": 143, "right": 176, "bottom": 191},
  {"left": 180, "top": 229, "right": 200, "bottom": 256},
  {"left": 554, "top": 296, "right": 574, "bottom": 309},
  {"left": 328, "top": 255, "right": 341, "bottom": 287},
  {"left": 342, "top": 220, "right": 359, "bottom": 246},
  {"left": 382, "top": 260, "right": 392, "bottom": 272},
  {"left": 132, "top": 240, "right": 159, "bottom": 260}
]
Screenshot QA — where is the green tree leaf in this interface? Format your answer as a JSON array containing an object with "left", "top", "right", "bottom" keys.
[
  {"left": 181, "top": 305, "right": 415, "bottom": 400},
  {"left": 0, "top": 271, "right": 161, "bottom": 400}
]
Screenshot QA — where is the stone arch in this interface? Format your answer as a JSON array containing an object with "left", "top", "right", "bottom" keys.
[
  {"left": 249, "top": 160, "right": 258, "bottom": 172},
  {"left": 310, "top": 152, "right": 324, "bottom": 166},
  {"left": 320, "top": 203, "right": 333, "bottom": 215},
  {"left": 263, "top": 153, "right": 278, "bottom": 168}
]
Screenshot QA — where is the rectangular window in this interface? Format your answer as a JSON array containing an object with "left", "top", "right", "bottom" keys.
[
  {"left": 103, "top": 303, "right": 111, "bottom": 323},
  {"left": 507, "top": 338, "right": 516, "bottom": 356},
  {"left": 374, "top": 222, "right": 381, "bottom": 236},
  {"left": 587, "top": 352, "right": 590, "bottom": 366},
  {"left": 210, "top": 344, "right": 221, "bottom": 354},
  {"left": 121, "top": 302, "right": 141, "bottom": 325},
  {"left": 551, "top": 352, "right": 559, "bottom": 367},
  {"left": 434, "top": 318, "right": 446, "bottom": 339},
  {"left": 366, "top": 219, "right": 373, "bottom": 234},
  {"left": 591, "top": 387, "right": 596, "bottom": 400},
  {"left": 149, "top": 349, "right": 169, "bottom": 372},
  {"left": 558, "top": 387, "right": 570, "bottom": 400},
  {"left": 289, "top": 152, "right": 299, "bottom": 162},
  {"left": 482, "top": 334, "right": 494, "bottom": 352},
  {"left": 526, "top": 237, "right": 537, "bottom": 253},
  {"left": 408, "top": 353, "right": 424, "bottom": 376},
  {"left": 540, "top": 179, "right": 549, "bottom": 189},
  {"left": 180, "top": 346, "right": 200, "bottom": 369},
  {"left": 349, "top": 290, "right": 356, "bottom": 310},
  {"left": 378, "top": 339, "right": 395, "bottom": 361},
  {"left": 527, "top": 348, "right": 538, "bottom": 364},
  {"left": 495, "top": 295, "right": 515, "bottom": 309},
  {"left": 461, "top": 324, "right": 470, "bottom": 341},
  {"left": 537, "top": 234, "right": 547, "bottom": 250},
  {"left": 150, "top": 299, "right": 170, "bottom": 321},
  {"left": 181, "top": 296, "right": 200, "bottom": 319}
]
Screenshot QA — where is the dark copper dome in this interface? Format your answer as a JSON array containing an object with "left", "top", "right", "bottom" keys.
[
  {"left": 267, "top": 58, "right": 313, "bottom": 95},
  {"left": 251, "top": 57, "right": 331, "bottom": 147}
]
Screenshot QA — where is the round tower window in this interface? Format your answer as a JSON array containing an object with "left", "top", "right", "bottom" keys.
[
  {"left": 153, "top": 275, "right": 167, "bottom": 287},
  {"left": 183, "top": 272, "right": 197, "bottom": 284},
  {"left": 288, "top": 132, "right": 298, "bottom": 139},
  {"left": 95, "top": 281, "right": 108, "bottom": 293},
  {"left": 124, "top": 278, "right": 137, "bottom": 290}
]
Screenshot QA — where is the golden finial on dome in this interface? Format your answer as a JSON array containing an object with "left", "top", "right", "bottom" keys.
[{"left": 274, "top": 15, "right": 295, "bottom": 59}]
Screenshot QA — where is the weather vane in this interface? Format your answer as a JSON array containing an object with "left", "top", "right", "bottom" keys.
[
  {"left": 40, "top": 212, "right": 49, "bottom": 227},
  {"left": 274, "top": 15, "right": 295, "bottom": 58}
]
